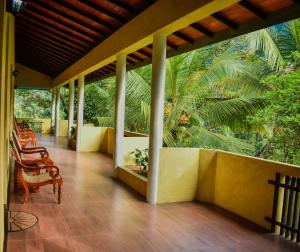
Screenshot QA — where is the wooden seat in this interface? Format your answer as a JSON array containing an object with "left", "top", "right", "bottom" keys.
[
  {"left": 17, "top": 165, "right": 63, "bottom": 204},
  {"left": 10, "top": 140, "right": 63, "bottom": 204}
]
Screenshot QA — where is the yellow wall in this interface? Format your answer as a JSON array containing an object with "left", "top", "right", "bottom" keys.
[
  {"left": 211, "top": 151, "right": 300, "bottom": 229},
  {"left": 78, "top": 127, "right": 149, "bottom": 168},
  {"left": 0, "top": 1, "right": 15, "bottom": 250},
  {"left": 197, "top": 149, "right": 217, "bottom": 203},
  {"left": 16, "top": 118, "right": 52, "bottom": 134},
  {"left": 153, "top": 147, "right": 300, "bottom": 230},
  {"left": 106, "top": 127, "right": 114, "bottom": 156},
  {"left": 157, "top": 148, "right": 200, "bottom": 203},
  {"left": 58, "top": 120, "right": 68, "bottom": 137},
  {"left": 15, "top": 63, "right": 52, "bottom": 89},
  {"left": 79, "top": 127, "right": 109, "bottom": 152},
  {"left": 117, "top": 167, "right": 147, "bottom": 197}
]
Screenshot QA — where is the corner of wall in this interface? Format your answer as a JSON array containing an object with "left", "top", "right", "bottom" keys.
[{"left": 196, "top": 148, "right": 217, "bottom": 203}]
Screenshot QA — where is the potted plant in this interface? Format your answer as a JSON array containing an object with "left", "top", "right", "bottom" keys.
[{"left": 130, "top": 148, "right": 148, "bottom": 176}]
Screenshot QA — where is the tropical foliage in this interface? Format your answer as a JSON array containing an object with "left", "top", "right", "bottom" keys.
[{"left": 14, "top": 18, "right": 300, "bottom": 165}]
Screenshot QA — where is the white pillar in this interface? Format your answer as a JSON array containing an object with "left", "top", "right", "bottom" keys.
[
  {"left": 55, "top": 86, "right": 61, "bottom": 136},
  {"left": 113, "top": 54, "right": 127, "bottom": 173},
  {"left": 147, "top": 32, "right": 167, "bottom": 204},
  {"left": 68, "top": 79, "right": 75, "bottom": 142},
  {"left": 76, "top": 75, "right": 84, "bottom": 152},
  {"left": 51, "top": 87, "right": 56, "bottom": 130}
]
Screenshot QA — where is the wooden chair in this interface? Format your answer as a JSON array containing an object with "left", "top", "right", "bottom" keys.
[
  {"left": 12, "top": 135, "right": 53, "bottom": 167},
  {"left": 12, "top": 130, "right": 50, "bottom": 160},
  {"left": 10, "top": 140, "right": 63, "bottom": 204},
  {"left": 14, "top": 119, "right": 37, "bottom": 147},
  {"left": 10, "top": 139, "right": 54, "bottom": 193}
]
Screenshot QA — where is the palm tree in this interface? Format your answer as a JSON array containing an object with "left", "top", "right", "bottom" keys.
[
  {"left": 95, "top": 37, "right": 266, "bottom": 154},
  {"left": 246, "top": 19, "right": 300, "bottom": 70}
]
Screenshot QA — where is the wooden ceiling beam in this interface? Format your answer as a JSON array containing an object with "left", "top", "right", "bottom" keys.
[
  {"left": 129, "top": 53, "right": 144, "bottom": 62},
  {"left": 32, "top": 0, "right": 109, "bottom": 36},
  {"left": 238, "top": 0, "right": 267, "bottom": 20},
  {"left": 107, "top": 0, "right": 139, "bottom": 15},
  {"left": 190, "top": 23, "right": 214, "bottom": 38},
  {"left": 16, "top": 44, "right": 69, "bottom": 67},
  {"left": 16, "top": 56, "right": 57, "bottom": 73},
  {"left": 51, "top": 0, "right": 116, "bottom": 30},
  {"left": 127, "top": 57, "right": 136, "bottom": 65},
  {"left": 167, "top": 41, "right": 178, "bottom": 50},
  {"left": 16, "top": 34, "right": 77, "bottom": 61},
  {"left": 211, "top": 12, "right": 238, "bottom": 30},
  {"left": 21, "top": 11, "right": 94, "bottom": 46},
  {"left": 98, "top": 69, "right": 108, "bottom": 75},
  {"left": 105, "top": 64, "right": 116, "bottom": 71},
  {"left": 16, "top": 54, "right": 65, "bottom": 73},
  {"left": 26, "top": 4, "right": 103, "bottom": 42},
  {"left": 137, "top": 49, "right": 152, "bottom": 58},
  {"left": 16, "top": 35, "right": 76, "bottom": 62},
  {"left": 16, "top": 18, "right": 86, "bottom": 51},
  {"left": 16, "top": 31, "right": 79, "bottom": 59},
  {"left": 173, "top": 31, "right": 194, "bottom": 44},
  {"left": 101, "top": 67, "right": 112, "bottom": 74},
  {"left": 15, "top": 24, "right": 82, "bottom": 55},
  {"left": 78, "top": 0, "right": 128, "bottom": 23}
]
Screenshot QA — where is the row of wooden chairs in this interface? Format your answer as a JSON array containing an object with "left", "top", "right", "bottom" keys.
[{"left": 10, "top": 120, "right": 63, "bottom": 204}]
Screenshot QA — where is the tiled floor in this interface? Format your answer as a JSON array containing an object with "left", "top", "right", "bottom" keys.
[{"left": 7, "top": 135, "right": 299, "bottom": 251}]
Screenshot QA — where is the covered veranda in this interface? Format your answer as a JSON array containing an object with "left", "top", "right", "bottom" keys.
[
  {"left": 1, "top": 0, "right": 300, "bottom": 251},
  {"left": 6, "top": 134, "right": 300, "bottom": 251}
]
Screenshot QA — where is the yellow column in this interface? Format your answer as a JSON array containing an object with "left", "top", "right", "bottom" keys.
[
  {"left": 51, "top": 87, "right": 56, "bottom": 130},
  {"left": 0, "top": 0, "right": 8, "bottom": 249},
  {"left": 114, "top": 54, "right": 127, "bottom": 172},
  {"left": 55, "top": 86, "right": 61, "bottom": 136},
  {"left": 68, "top": 79, "right": 75, "bottom": 142},
  {"left": 76, "top": 75, "right": 85, "bottom": 151},
  {"left": 147, "top": 32, "right": 167, "bottom": 204}
]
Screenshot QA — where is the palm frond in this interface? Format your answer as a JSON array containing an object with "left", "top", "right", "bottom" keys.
[
  {"left": 246, "top": 29, "right": 285, "bottom": 70},
  {"left": 204, "top": 97, "right": 265, "bottom": 129}
]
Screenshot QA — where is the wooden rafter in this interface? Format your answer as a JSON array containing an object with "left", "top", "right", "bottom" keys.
[
  {"left": 78, "top": 0, "right": 128, "bottom": 23},
  {"left": 211, "top": 12, "right": 238, "bottom": 30},
  {"left": 238, "top": 0, "right": 267, "bottom": 20},
  {"left": 51, "top": 0, "right": 116, "bottom": 30}
]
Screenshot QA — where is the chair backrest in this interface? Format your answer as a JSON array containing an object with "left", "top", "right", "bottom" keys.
[
  {"left": 9, "top": 139, "right": 22, "bottom": 163},
  {"left": 13, "top": 119, "right": 21, "bottom": 134},
  {"left": 12, "top": 130, "right": 23, "bottom": 151}
]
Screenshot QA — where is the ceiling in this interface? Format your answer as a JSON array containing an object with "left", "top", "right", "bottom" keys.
[{"left": 15, "top": 0, "right": 300, "bottom": 84}]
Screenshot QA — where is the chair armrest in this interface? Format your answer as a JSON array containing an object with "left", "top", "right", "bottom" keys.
[
  {"left": 47, "top": 166, "right": 60, "bottom": 178},
  {"left": 24, "top": 147, "right": 47, "bottom": 151},
  {"left": 21, "top": 149, "right": 49, "bottom": 159}
]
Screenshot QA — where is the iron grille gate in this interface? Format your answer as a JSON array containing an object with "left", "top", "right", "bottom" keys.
[{"left": 265, "top": 173, "right": 300, "bottom": 243}]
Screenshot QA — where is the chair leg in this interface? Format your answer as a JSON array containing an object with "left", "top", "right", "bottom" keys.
[
  {"left": 58, "top": 183, "right": 62, "bottom": 204},
  {"left": 14, "top": 168, "right": 18, "bottom": 193},
  {"left": 19, "top": 179, "right": 30, "bottom": 204},
  {"left": 33, "top": 170, "right": 40, "bottom": 193},
  {"left": 53, "top": 183, "right": 56, "bottom": 194}
]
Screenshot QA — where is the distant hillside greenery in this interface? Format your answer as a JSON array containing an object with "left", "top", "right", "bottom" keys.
[{"left": 15, "top": 19, "right": 300, "bottom": 165}]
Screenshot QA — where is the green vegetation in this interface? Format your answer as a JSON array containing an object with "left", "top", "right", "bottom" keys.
[{"left": 15, "top": 19, "right": 300, "bottom": 165}]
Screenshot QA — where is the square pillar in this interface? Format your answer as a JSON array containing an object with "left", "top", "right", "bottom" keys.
[
  {"left": 76, "top": 75, "right": 84, "bottom": 152},
  {"left": 147, "top": 31, "right": 167, "bottom": 204},
  {"left": 114, "top": 54, "right": 127, "bottom": 173}
]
